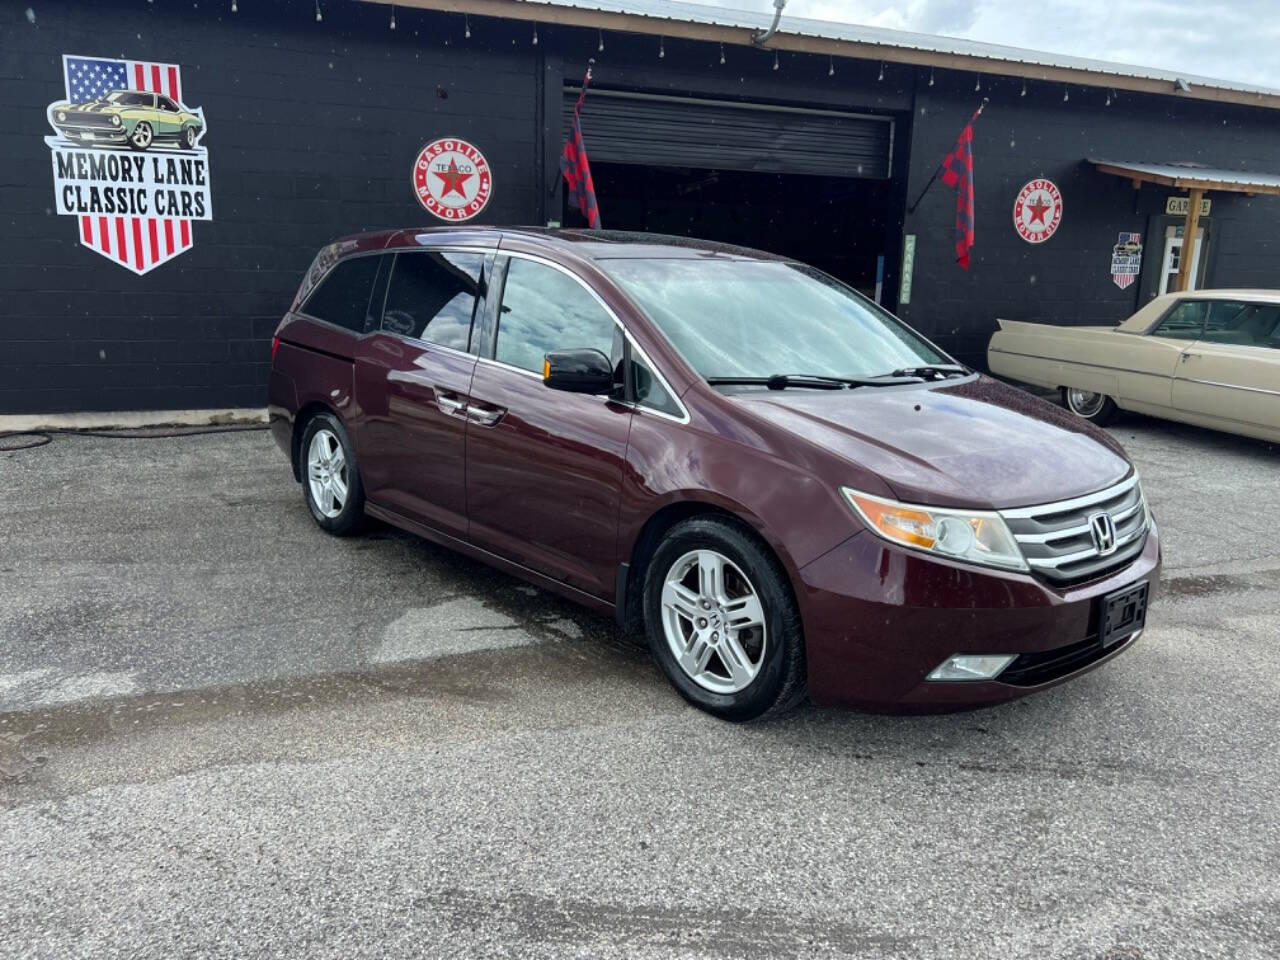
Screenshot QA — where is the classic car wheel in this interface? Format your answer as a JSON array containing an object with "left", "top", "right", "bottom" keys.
[
  {"left": 300, "top": 413, "right": 365, "bottom": 536},
  {"left": 643, "top": 516, "right": 806, "bottom": 722},
  {"left": 128, "top": 121, "right": 154, "bottom": 151},
  {"left": 181, "top": 125, "right": 197, "bottom": 149},
  {"left": 1062, "top": 387, "right": 1118, "bottom": 425}
]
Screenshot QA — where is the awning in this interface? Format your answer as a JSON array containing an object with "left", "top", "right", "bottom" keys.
[{"left": 1090, "top": 159, "right": 1280, "bottom": 196}]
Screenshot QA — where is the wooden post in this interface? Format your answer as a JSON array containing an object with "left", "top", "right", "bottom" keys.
[{"left": 1174, "top": 187, "right": 1205, "bottom": 292}]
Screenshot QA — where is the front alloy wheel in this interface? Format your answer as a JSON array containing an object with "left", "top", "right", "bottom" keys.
[
  {"left": 661, "top": 550, "right": 766, "bottom": 694},
  {"left": 643, "top": 516, "right": 806, "bottom": 721},
  {"left": 182, "top": 125, "right": 197, "bottom": 149},
  {"left": 128, "top": 121, "right": 154, "bottom": 150}
]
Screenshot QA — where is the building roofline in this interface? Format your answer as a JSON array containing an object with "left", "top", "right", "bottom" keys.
[{"left": 365, "top": 0, "right": 1280, "bottom": 112}]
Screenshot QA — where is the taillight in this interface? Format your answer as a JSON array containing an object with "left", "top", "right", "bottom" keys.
[{"left": 271, "top": 336, "right": 280, "bottom": 362}]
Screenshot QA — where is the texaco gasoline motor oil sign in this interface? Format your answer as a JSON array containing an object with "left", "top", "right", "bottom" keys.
[
  {"left": 45, "top": 55, "right": 212, "bottom": 275},
  {"left": 413, "top": 138, "right": 493, "bottom": 222}
]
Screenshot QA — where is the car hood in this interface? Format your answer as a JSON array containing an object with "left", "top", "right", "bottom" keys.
[
  {"left": 58, "top": 100, "right": 124, "bottom": 115},
  {"left": 729, "top": 375, "right": 1133, "bottom": 510}
]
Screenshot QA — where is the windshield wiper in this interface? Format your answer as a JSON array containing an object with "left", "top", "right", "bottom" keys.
[
  {"left": 881, "top": 364, "right": 970, "bottom": 381},
  {"left": 705, "top": 374, "right": 923, "bottom": 391}
]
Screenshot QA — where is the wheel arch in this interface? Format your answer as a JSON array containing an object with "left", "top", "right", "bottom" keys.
[{"left": 618, "top": 496, "right": 800, "bottom": 635}]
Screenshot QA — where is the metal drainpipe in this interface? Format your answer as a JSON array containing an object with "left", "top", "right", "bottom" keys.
[{"left": 752, "top": 0, "right": 788, "bottom": 45}]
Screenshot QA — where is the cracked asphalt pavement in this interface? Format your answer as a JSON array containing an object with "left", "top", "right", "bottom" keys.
[{"left": 1, "top": 411, "right": 1278, "bottom": 959}]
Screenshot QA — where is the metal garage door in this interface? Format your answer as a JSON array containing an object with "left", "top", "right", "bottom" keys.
[{"left": 562, "top": 88, "right": 894, "bottom": 179}]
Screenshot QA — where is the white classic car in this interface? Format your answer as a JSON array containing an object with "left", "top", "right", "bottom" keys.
[{"left": 988, "top": 290, "right": 1280, "bottom": 443}]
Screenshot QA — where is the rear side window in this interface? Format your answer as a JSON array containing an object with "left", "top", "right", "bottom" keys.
[
  {"left": 494, "top": 258, "right": 615, "bottom": 373},
  {"left": 381, "top": 252, "right": 486, "bottom": 351},
  {"left": 301, "top": 255, "right": 381, "bottom": 333}
]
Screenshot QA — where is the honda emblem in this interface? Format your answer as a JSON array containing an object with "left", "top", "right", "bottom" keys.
[{"left": 1089, "top": 512, "right": 1117, "bottom": 556}]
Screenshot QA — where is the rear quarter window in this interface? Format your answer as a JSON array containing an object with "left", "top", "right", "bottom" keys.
[{"left": 300, "top": 255, "right": 382, "bottom": 334}]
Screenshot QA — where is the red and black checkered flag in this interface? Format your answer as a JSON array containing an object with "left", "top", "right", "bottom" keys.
[
  {"left": 939, "top": 107, "right": 982, "bottom": 269},
  {"left": 561, "top": 63, "right": 602, "bottom": 229}
]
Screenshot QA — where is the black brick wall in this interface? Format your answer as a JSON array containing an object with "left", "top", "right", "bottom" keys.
[
  {"left": 0, "top": 0, "right": 541, "bottom": 413},
  {"left": 3, "top": 1, "right": 1279, "bottom": 412}
]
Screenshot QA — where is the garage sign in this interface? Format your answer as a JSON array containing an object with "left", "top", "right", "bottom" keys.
[
  {"left": 1013, "top": 179, "right": 1063, "bottom": 244},
  {"left": 413, "top": 138, "right": 493, "bottom": 222},
  {"left": 45, "top": 55, "right": 211, "bottom": 275}
]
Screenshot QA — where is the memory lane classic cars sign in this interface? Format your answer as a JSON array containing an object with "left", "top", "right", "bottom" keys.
[{"left": 45, "top": 55, "right": 211, "bottom": 275}]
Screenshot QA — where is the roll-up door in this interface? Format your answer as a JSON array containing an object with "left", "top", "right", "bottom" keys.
[{"left": 562, "top": 88, "right": 893, "bottom": 179}]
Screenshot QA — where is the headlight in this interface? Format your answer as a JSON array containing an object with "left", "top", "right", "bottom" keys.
[
  {"left": 841, "top": 487, "right": 1029, "bottom": 572},
  {"left": 111, "top": 115, "right": 121, "bottom": 126},
  {"left": 56, "top": 111, "right": 67, "bottom": 122}
]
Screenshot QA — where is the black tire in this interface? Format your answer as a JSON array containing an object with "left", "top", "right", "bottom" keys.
[
  {"left": 181, "top": 125, "right": 197, "bottom": 149},
  {"left": 298, "top": 412, "right": 365, "bottom": 536},
  {"left": 1061, "top": 386, "right": 1118, "bottom": 425},
  {"left": 642, "top": 516, "right": 806, "bottom": 722},
  {"left": 127, "top": 121, "right": 153, "bottom": 151}
]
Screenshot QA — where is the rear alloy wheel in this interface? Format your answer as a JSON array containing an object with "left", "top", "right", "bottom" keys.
[
  {"left": 644, "top": 517, "right": 806, "bottom": 721},
  {"left": 300, "top": 413, "right": 365, "bottom": 535},
  {"left": 181, "top": 125, "right": 197, "bottom": 149},
  {"left": 128, "top": 121, "right": 153, "bottom": 151},
  {"left": 1062, "top": 386, "right": 1118, "bottom": 425}
]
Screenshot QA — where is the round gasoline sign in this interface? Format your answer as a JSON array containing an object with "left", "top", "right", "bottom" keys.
[
  {"left": 413, "top": 138, "right": 492, "bottom": 222},
  {"left": 1013, "top": 179, "right": 1063, "bottom": 244}
]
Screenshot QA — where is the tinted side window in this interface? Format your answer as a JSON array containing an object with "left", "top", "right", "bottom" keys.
[
  {"left": 301, "top": 255, "right": 381, "bottom": 333},
  {"left": 1202, "top": 301, "right": 1280, "bottom": 348},
  {"left": 494, "top": 258, "right": 615, "bottom": 373},
  {"left": 382, "top": 252, "right": 486, "bottom": 350},
  {"left": 1151, "top": 301, "right": 1206, "bottom": 339}
]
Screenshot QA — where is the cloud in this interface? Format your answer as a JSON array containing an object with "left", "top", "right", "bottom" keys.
[{"left": 695, "top": 0, "right": 1280, "bottom": 87}]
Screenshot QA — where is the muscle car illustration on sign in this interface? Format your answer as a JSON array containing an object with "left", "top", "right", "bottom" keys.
[
  {"left": 49, "top": 88, "right": 203, "bottom": 151},
  {"left": 989, "top": 290, "right": 1280, "bottom": 443}
]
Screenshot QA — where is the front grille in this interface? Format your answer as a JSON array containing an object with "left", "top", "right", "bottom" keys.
[
  {"left": 64, "top": 111, "right": 116, "bottom": 129},
  {"left": 1001, "top": 474, "right": 1148, "bottom": 585}
]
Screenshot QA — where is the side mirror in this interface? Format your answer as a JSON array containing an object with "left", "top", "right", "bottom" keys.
[{"left": 542, "top": 348, "right": 615, "bottom": 395}]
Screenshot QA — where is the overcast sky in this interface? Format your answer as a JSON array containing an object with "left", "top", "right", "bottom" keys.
[{"left": 698, "top": 0, "right": 1280, "bottom": 88}]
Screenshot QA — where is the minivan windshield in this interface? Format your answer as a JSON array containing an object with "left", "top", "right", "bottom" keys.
[{"left": 602, "top": 258, "right": 949, "bottom": 381}]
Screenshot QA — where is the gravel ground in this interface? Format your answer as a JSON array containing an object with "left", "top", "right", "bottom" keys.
[{"left": 1, "top": 409, "right": 1278, "bottom": 959}]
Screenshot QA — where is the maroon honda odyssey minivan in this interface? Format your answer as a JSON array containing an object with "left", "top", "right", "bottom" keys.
[{"left": 268, "top": 228, "right": 1159, "bottom": 720}]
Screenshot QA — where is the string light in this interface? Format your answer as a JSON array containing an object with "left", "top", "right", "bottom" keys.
[
  {"left": 532, "top": 23, "right": 538, "bottom": 45},
  {"left": 928, "top": 67, "right": 935, "bottom": 87},
  {"left": 719, "top": 43, "right": 725, "bottom": 65},
  {"left": 659, "top": 36, "right": 665, "bottom": 58},
  {"left": 1020, "top": 79, "right": 1027, "bottom": 97},
  {"left": 974, "top": 75, "right": 981, "bottom": 92},
  {"left": 828, "top": 56, "right": 835, "bottom": 77},
  {"left": 877, "top": 62, "right": 885, "bottom": 82},
  {"left": 314, "top": 0, "right": 322, "bottom": 23},
  {"left": 389, "top": 5, "right": 396, "bottom": 30},
  {"left": 1106, "top": 88, "right": 1115, "bottom": 106},
  {"left": 230, "top": 0, "right": 237, "bottom": 12},
  {"left": 464, "top": 14, "right": 470, "bottom": 38},
  {"left": 598, "top": 29, "right": 604, "bottom": 53},
  {"left": 1063, "top": 85, "right": 1070, "bottom": 102},
  {"left": 772, "top": 49, "right": 779, "bottom": 71}
]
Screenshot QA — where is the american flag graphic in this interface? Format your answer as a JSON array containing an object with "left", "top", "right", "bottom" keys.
[{"left": 56, "top": 55, "right": 201, "bottom": 274}]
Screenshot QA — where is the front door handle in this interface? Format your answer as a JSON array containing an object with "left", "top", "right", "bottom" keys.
[{"left": 464, "top": 404, "right": 505, "bottom": 426}]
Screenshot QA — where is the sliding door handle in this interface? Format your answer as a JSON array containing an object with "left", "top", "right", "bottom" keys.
[
  {"left": 464, "top": 404, "right": 505, "bottom": 426},
  {"left": 435, "top": 393, "right": 467, "bottom": 416}
]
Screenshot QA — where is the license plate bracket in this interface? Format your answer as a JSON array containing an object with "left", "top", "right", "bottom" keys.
[{"left": 1100, "top": 581, "right": 1148, "bottom": 648}]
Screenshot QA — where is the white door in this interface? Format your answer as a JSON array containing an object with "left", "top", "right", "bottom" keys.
[{"left": 1158, "top": 224, "right": 1205, "bottom": 294}]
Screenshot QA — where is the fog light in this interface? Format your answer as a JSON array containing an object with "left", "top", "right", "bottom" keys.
[{"left": 927, "top": 654, "right": 1017, "bottom": 681}]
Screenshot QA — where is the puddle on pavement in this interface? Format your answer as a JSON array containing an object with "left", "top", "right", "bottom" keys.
[
  {"left": 1159, "top": 567, "right": 1280, "bottom": 599},
  {"left": 0, "top": 637, "right": 654, "bottom": 780}
]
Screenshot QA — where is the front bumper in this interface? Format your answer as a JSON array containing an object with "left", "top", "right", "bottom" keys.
[
  {"left": 797, "top": 524, "right": 1161, "bottom": 712},
  {"left": 55, "top": 123, "right": 128, "bottom": 144}
]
